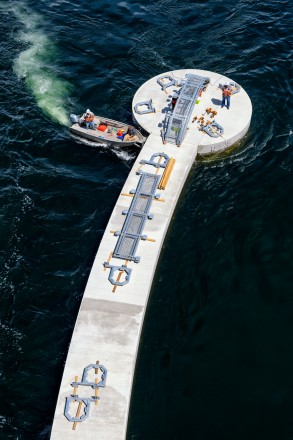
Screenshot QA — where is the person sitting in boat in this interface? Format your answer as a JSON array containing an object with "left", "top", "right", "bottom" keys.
[
  {"left": 83, "top": 109, "right": 95, "bottom": 129},
  {"left": 123, "top": 127, "right": 138, "bottom": 142}
]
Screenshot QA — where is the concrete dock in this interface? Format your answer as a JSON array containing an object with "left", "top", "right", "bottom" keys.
[{"left": 50, "top": 69, "right": 252, "bottom": 439}]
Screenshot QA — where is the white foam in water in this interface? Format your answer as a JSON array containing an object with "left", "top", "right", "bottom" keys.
[
  {"left": 71, "top": 134, "right": 136, "bottom": 162},
  {"left": 113, "top": 147, "right": 136, "bottom": 162},
  {"left": 8, "top": 1, "right": 72, "bottom": 125}
]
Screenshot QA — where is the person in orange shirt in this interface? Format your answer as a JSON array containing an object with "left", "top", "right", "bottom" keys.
[
  {"left": 83, "top": 109, "right": 95, "bottom": 129},
  {"left": 221, "top": 85, "right": 231, "bottom": 110}
]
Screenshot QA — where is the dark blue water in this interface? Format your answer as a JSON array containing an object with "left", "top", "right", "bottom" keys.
[{"left": 0, "top": 0, "right": 292, "bottom": 439}]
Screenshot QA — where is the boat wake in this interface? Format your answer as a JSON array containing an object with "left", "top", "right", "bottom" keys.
[
  {"left": 7, "top": 1, "right": 72, "bottom": 126},
  {"left": 70, "top": 134, "right": 136, "bottom": 162}
]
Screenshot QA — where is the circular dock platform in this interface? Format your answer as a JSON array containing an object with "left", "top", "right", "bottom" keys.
[{"left": 132, "top": 69, "right": 252, "bottom": 155}]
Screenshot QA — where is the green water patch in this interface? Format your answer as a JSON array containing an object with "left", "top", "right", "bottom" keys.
[
  {"left": 9, "top": 2, "right": 72, "bottom": 126},
  {"left": 196, "top": 133, "right": 252, "bottom": 163}
]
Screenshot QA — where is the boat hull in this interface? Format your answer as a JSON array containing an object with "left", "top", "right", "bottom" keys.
[{"left": 70, "top": 115, "right": 146, "bottom": 148}]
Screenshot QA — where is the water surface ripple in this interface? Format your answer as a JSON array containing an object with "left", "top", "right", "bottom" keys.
[{"left": 0, "top": 0, "right": 292, "bottom": 439}]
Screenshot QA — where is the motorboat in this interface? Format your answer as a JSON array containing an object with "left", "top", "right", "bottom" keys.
[{"left": 69, "top": 114, "right": 146, "bottom": 148}]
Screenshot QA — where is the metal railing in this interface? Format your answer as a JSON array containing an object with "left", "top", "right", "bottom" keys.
[{"left": 164, "top": 74, "right": 209, "bottom": 146}]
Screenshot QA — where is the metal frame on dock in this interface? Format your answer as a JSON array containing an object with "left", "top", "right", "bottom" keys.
[
  {"left": 113, "top": 172, "right": 161, "bottom": 263},
  {"left": 164, "top": 74, "right": 209, "bottom": 146}
]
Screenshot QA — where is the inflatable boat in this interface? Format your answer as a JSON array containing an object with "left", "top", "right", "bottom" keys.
[{"left": 69, "top": 114, "right": 146, "bottom": 148}]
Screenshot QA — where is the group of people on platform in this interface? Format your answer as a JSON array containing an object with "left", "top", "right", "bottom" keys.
[
  {"left": 170, "top": 81, "right": 233, "bottom": 113},
  {"left": 82, "top": 81, "right": 232, "bottom": 141}
]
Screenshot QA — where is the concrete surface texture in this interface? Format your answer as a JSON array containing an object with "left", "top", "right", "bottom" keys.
[
  {"left": 133, "top": 69, "right": 252, "bottom": 155},
  {"left": 50, "top": 69, "right": 252, "bottom": 440}
]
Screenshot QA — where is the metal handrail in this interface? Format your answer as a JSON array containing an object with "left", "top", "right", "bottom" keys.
[{"left": 164, "top": 74, "right": 209, "bottom": 146}]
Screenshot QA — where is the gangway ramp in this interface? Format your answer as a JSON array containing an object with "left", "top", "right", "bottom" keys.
[{"left": 163, "top": 73, "right": 209, "bottom": 146}]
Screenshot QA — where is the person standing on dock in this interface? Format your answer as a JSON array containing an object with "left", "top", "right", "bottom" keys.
[{"left": 221, "top": 85, "right": 231, "bottom": 110}]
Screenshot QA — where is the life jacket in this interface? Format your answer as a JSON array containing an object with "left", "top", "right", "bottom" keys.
[
  {"left": 85, "top": 113, "right": 94, "bottom": 122},
  {"left": 222, "top": 88, "right": 231, "bottom": 97}
]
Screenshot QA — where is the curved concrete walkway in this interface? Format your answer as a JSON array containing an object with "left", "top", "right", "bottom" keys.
[{"left": 50, "top": 69, "right": 252, "bottom": 440}]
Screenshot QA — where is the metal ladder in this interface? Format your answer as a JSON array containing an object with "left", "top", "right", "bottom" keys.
[{"left": 164, "top": 74, "right": 209, "bottom": 146}]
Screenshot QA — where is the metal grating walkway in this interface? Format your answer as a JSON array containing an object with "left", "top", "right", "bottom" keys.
[
  {"left": 113, "top": 173, "right": 161, "bottom": 262},
  {"left": 164, "top": 73, "right": 209, "bottom": 146}
]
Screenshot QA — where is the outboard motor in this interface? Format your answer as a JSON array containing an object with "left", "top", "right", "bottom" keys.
[{"left": 69, "top": 114, "right": 79, "bottom": 124}]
